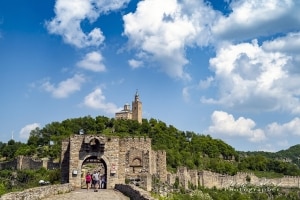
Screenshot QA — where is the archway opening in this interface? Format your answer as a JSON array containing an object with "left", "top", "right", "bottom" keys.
[{"left": 81, "top": 156, "right": 107, "bottom": 189}]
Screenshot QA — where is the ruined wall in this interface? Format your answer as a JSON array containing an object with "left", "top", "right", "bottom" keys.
[
  {"left": 171, "top": 169, "right": 300, "bottom": 190},
  {"left": 156, "top": 151, "right": 167, "bottom": 182},
  {"left": 0, "top": 159, "right": 17, "bottom": 170},
  {"left": 0, "top": 156, "right": 59, "bottom": 171},
  {"left": 0, "top": 183, "right": 73, "bottom": 200},
  {"left": 18, "top": 156, "right": 43, "bottom": 170},
  {"left": 115, "top": 184, "right": 156, "bottom": 200},
  {"left": 150, "top": 150, "right": 157, "bottom": 175},
  {"left": 177, "top": 167, "right": 189, "bottom": 189}
]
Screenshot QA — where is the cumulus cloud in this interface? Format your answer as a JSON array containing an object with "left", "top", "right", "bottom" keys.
[
  {"left": 83, "top": 88, "right": 122, "bottom": 114},
  {"left": 46, "top": 0, "right": 129, "bottom": 48},
  {"left": 123, "top": 0, "right": 219, "bottom": 79},
  {"left": 20, "top": 123, "right": 40, "bottom": 140},
  {"left": 266, "top": 117, "right": 300, "bottom": 136},
  {"left": 200, "top": 38, "right": 300, "bottom": 114},
  {"left": 212, "top": 0, "right": 300, "bottom": 41},
  {"left": 207, "top": 111, "right": 266, "bottom": 142},
  {"left": 42, "top": 74, "right": 86, "bottom": 98},
  {"left": 128, "top": 59, "right": 143, "bottom": 69},
  {"left": 207, "top": 112, "right": 300, "bottom": 150},
  {"left": 77, "top": 51, "right": 106, "bottom": 72},
  {"left": 263, "top": 32, "right": 300, "bottom": 71}
]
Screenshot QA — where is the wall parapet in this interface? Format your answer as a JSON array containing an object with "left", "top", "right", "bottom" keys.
[
  {"left": 115, "top": 184, "right": 157, "bottom": 200},
  {"left": 0, "top": 183, "right": 73, "bottom": 200}
]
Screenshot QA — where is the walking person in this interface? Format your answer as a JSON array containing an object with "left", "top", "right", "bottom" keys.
[
  {"left": 92, "top": 171, "right": 100, "bottom": 191},
  {"left": 101, "top": 175, "right": 106, "bottom": 189},
  {"left": 99, "top": 174, "right": 102, "bottom": 189},
  {"left": 85, "top": 172, "right": 91, "bottom": 191}
]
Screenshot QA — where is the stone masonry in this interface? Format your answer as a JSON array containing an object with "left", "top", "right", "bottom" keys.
[
  {"left": 167, "top": 167, "right": 300, "bottom": 190},
  {"left": 61, "top": 135, "right": 166, "bottom": 191},
  {"left": 0, "top": 183, "right": 73, "bottom": 200}
]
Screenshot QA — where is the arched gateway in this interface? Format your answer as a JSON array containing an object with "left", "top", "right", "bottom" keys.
[
  {"left": 81, "top": 156, "right": 107, "bottom": 189},
  {"left": 60, "top": 135, "right": 167, "bottom": 191}
]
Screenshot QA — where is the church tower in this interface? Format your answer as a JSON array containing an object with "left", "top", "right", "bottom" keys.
[{"left": 132, "top": 90, "right": 142, "bottom": 123}]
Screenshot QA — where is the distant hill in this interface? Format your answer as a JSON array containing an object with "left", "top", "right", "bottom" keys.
[{"left": 240, "top": 144, "right": 300, "bottom": 167}]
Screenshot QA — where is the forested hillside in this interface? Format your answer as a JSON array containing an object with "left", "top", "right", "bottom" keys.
[
  {"left": 241, "top": 144, "right": 300, "bottom": 167},
  {"left": 1, "top": 115, "right": 300, "bottom": 177}
]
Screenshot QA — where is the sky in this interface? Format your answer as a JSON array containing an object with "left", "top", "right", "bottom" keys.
[{"left": 1, "top": 0, "right": 300, "bottom": 152}]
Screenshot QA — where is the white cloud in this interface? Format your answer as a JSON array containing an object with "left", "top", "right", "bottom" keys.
[
  {"left": 19, "top": 123, "right": 40, "bottom": 140},
  {"left": 212, "top": 0, "right": 300, "bottom": 41},
  {"left": 123, "top": 0, "right": 218, "bottom": 80},
  {"left": 207, "top": 111, "right": 266, "bottom": 142},
  {"left": 263, "top": 32, "right": 300, "bottom": 53},
  {"left": 266, "top": 117, "right": 300, "bottom": 136},
  {"left": 128, "top": 59, "right": 143, "bottom": 69},
  {"left": 77, "top": 51, "right": 106, "bottom": 72},
  {"left": 263, "top": 32, "right": 300, "bottom": 73},
  {"left": 206, "top": 112, "right": 300, "bottom": 150},
  {"left": 46, "top": 0, "right": 129, "bottom": 48},
  {"left": 182, "top": 87, "right": 191, "bottom": 102},
  {"left": 42, "top": 74, "right": 86, "bottom": 98},
  {"left": 200, "top": 38, "right": 300, "bottom": 114},
  {"left": 83, "top": 88, "right": 122, "bottom": 114},
  {"left": 198, "top": 76, "right": 214, "bottom": 89}
]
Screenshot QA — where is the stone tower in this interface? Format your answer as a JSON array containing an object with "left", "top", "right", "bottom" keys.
[
  {"left": 132, "top": 91, "right": 142, "bottom": 123},
  {"left": 115, "top": 91, "right": 142, "bottom": 123}
]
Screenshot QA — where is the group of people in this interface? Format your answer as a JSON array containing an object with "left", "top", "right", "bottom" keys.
[{"left": 85, "top": 171, "right": 106, "bottom": 191}]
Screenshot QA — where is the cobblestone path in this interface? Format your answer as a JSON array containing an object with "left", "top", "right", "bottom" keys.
[{"left": 42, "top": 189, "right": 130, "bottom": 200}]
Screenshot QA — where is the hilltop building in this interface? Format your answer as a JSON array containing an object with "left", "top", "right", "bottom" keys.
[{"left": 115, "top": 91, "right": 142, "bottom": 123}]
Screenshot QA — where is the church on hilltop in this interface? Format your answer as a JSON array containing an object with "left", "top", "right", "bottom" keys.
[{"left": 115, "top": 91, "right": 142, "bottom": 123}]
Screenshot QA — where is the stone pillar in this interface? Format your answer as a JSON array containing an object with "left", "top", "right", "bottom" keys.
[
  {"left": 157, "top": 151, "right": 167, "bottom": 182},
  {"left": 189, "top": 170, "right": 198, "bottom": 188},
  {"left": 104, "top": 137, "right": 120, "bottom": 189},
  {"left": 69, "top": 135, "right": 82, "bottom": 188},
  {"left": 178, "top": 167, "right": 188, "bottom": 189},
  {"left": 119, "top": 138, "right": 127, "bottom": 184},
  {"left": 60, "top": 139, "right": 70, "bottom": 184}
]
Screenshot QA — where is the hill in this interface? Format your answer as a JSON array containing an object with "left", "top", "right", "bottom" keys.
[
  {"left": 240, "top": 144, "right": 300, "bottom": 168},
  {"left": 0, "top": 116, "right": 300, "bottom": 177}
]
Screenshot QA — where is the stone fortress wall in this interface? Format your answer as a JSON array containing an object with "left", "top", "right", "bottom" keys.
[
  {"left": 169, "top": 167, "right": 300, "bottom": 189},
  {"left": 0, "top": 183, "right": 73, "bottom": 200},
  {"left": 0, "top": 156, "right": 59, "bottom": 171}
]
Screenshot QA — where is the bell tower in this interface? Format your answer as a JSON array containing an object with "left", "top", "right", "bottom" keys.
[{"left": 132, "top": 90, "right": 142, "bottom": 123}]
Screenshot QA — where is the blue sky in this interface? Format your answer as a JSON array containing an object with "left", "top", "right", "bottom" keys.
[{"left": 1, "top": 0, "right": 300, "bottom": 152}]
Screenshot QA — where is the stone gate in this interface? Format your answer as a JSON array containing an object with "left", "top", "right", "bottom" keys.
[{"left": 60, "top": 135, "right": 167, "bottom": 191}]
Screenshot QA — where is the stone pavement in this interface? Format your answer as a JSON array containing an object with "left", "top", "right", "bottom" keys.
[{"left": 42, "top": 188, "right": 130, "bottom": 200}]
